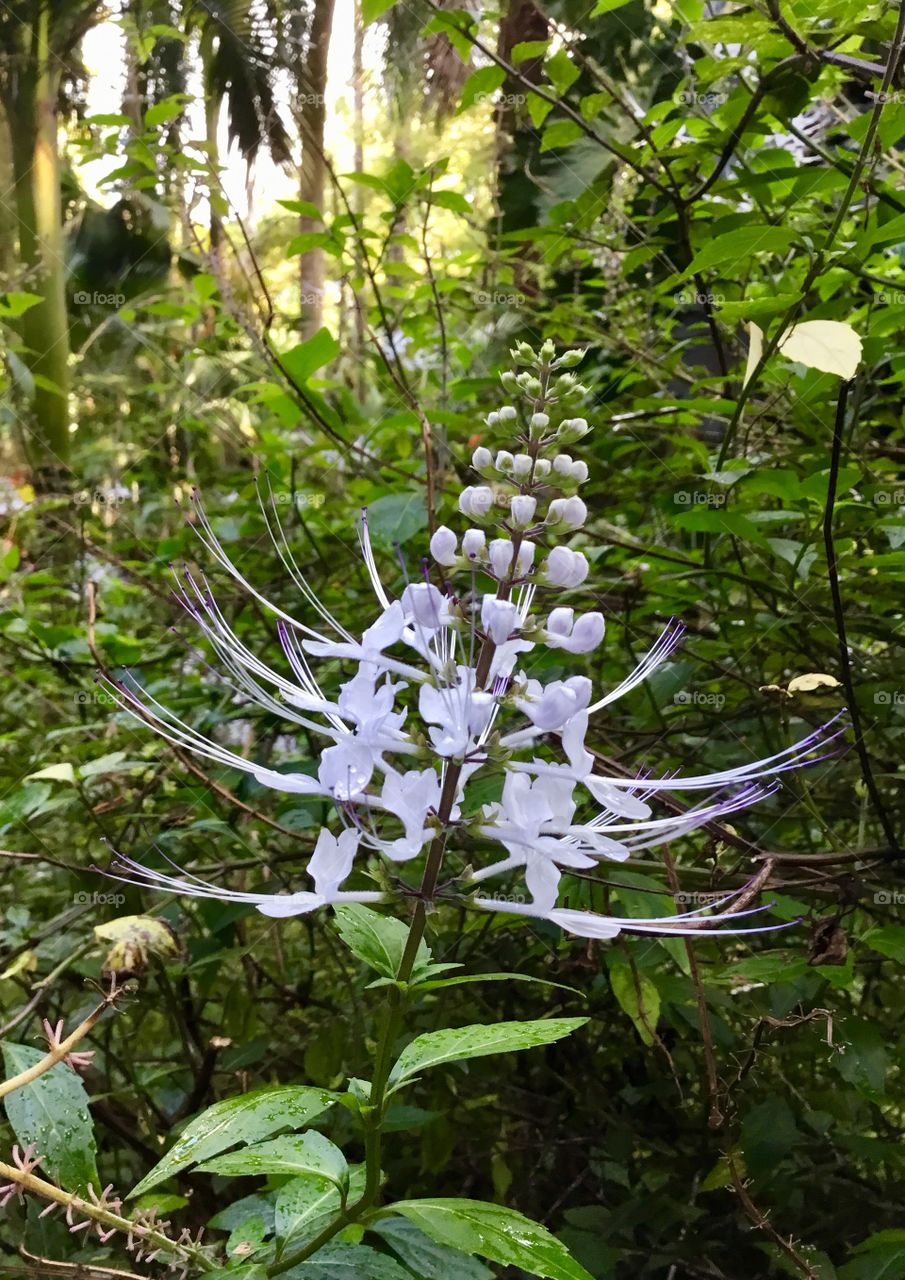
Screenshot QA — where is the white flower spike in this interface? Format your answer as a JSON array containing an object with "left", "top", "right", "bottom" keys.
[{"left": 100, "top": 344, "right": 845, "bottom": 942}]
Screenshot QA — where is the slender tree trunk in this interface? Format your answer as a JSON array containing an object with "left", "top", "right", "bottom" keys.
[
  {"left": 7, "top": 4, "right": 71, "bottom": 477},
  {"left": 351, "top": 0, "right": 366, "bottom": 400},
  {"left": 297, "top": 0, "right": 335, "bottom": 337},
  {"left": 0, "top": 103, "right": 15, "bottom": 287}
]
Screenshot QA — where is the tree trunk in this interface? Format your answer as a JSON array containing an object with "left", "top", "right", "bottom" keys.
[
  {"left": 7, "top": 3, "right": 71, "bottom": 478},
  {"left": 297, "top": 0, "right": 335, "bottom": 337}
]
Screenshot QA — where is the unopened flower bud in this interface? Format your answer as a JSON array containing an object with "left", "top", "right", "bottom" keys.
[
  {"left": 570, "top": 460, "right": 589, "bottom": 483},
  {"left": 539, "top": 339, "right": 555, "bottom": 361},
  {"left": 485, "top": 412, "right": 500, "bottom": 427},
  {"left": 509, "top": 495, "right": 537, "bottom": 528},
  {"left": 547, "top": 496, "right": 587, "bottom": 530},
  {"left": 554, "top": 349, "right": 585, "bottom": 369},
  {"left": 459, "top": 486, "right": 494, "bottom": 519},
  {"left": 512, "top": 454, "right": 533, "bottom": 480},
  {"left": 542, "top": 547, "right": 588, "bottom": 588},
  {"left": 430, "top": 525, "right": 457, "bottom": 566},
  {"left": 495, "top": 450, "right": 514, "bottom": 473},
  {"left": 557, "top": 417, "right": 591, "bottom": 443},
  {"left": 516, "top": 541, "right": 536, "bottom": 575},
  {"left": 472, "top": 446, "right": 492, "bottom": 470},
  {"left": 528, "top": 414, "right": 548, "bottom": 442},
  {"left": 511, "top": 341, "right": 535, "bottom": 364},
  {"left": 534, "top": 459, "right": 551, "bottom": 479},
  {"left": 462, "top": 528, "right": 486, "bottom": 560},
  {"left": 481, "top": 595, "right": 519, "bottom": 644},
  {"left": 488, "top": 538, "right": 514, "bottom": 578},
  {"left": 500, "top": 371, "right": 518, "bottom": 391},
  {"left": 498, "top": 405, "right": 517, "bottom": 422},
  {"left": 553, "top": 453, "right": 572, "bottom": 475}
]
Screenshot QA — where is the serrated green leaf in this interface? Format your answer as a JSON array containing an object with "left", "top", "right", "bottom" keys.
[
  {"left": 129, "top": 1086, "right": 335, "bottom": 1198},
  {"left": 389, "top": 1018, "right": 588, "bottom": 1087},
  {"left": 1, "top": 1042, "right": 98, "bottom": 1192},
  {"left": 389, "top": 1200, "right": 595, "bottom": 1280}
]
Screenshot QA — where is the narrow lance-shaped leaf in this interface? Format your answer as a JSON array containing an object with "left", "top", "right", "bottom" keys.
[
  {"left": 129, "top": 1085, "right": 336, "bottom": 1198},
  {"left": 388, "top": 1018, "right": 588, "bottom": 1087},
  {"left": 388, "top": 1199, "right": 595, "bottom": 1280},
  {"left": 198, "top": 1131, "right": 349, "bottom": 1194}
]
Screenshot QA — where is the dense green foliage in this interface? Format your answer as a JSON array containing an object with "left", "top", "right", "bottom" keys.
[{"left": 0, "top": 0, "right": 904, "bottom": 1277}]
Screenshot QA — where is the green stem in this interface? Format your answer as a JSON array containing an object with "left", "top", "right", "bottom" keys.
[{"left": 270, "top": 368, "right": 557, "bottom": 1276}]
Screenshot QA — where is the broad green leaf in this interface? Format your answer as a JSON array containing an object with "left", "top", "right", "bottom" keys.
[
  {"left": 366, "top": 493, "right": 429, "bottom": 547},
  {"left": 144, "top": 94, "right": 189, "bottom": 126},
  {"left": 198, "top": 1132, "right": 348, "bottom": 1193},
  {"left": 275, "top": 1177, "right": 341, "bottom": 1248},
  {"left": 276, "top": 1166, "right": 366, "bottom": 1247},
  {"left": 512, "top": 40, "right": 549, "bottom": 62},
  {"left": 591, "top": 0, "right": 631, "bottom": 12},
  {"left": 1, "top": 1042, "right": 98, "bottom": 1192},
  {"left": 0, "top": 291, "right": 42, "bottom": 318},
  {"left": 388, "top": 1018, "right": 588, "bottom": 1086},
  {"left": 864, "top": 926, "right": 905, "bottom": 964},
  {"left": 371, "top": 1216, "right": 493, "bottom": 1280},
  {"left": 540, "top": 121, "right": 583, "bottom": 153},
  {"left": 129, "top": 1086, "right": 335, "bottom": 1197},
  {"left": 283, "top": 1242, "right": 416, "bottom": 1279},
  {"left": 545, "top": 50, "right": 581, "bottom": 95},
  {"left": 280, "top": 329, "right": 339, "bottom": 386},
  {"left": 362, "top": 0, "right": 396, "bottom": 24},
  {"left": 389, "top": 1200, "right": 595, "bottom": 1280},
  {"left": 683, "top": 226, "right": 797, "bottom": 277},
  {"left": 457, "top": 66, "right": 506, "bottom": 114},
  {"left": 333, "top": 904, "right": 432, "bottom": 979},
  {"left": 608, "top": 965, "right": 661, "bottom": 1047}
]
